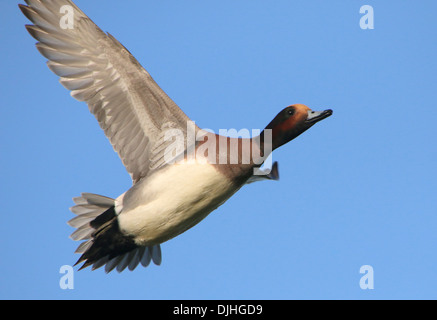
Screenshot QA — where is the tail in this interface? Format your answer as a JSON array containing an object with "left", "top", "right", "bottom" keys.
[{"left": 68, "top": 193, "right": 162, "bottom": 273}]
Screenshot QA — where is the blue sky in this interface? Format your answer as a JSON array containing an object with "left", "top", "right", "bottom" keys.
[{"left": 1, "top": 0, "right": 436, "bottom": 299}]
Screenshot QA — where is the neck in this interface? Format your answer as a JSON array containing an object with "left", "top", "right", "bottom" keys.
[
  {"left": 252, "top": 129, "right": 274, "bottom": 164},
  {"left": 260, "top": 126, "right": 280, "bottom": 150}
]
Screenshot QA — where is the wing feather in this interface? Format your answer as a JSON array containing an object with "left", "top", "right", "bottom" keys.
[{"left": 20, "top": 0, "right": 199, "bottom": 183}]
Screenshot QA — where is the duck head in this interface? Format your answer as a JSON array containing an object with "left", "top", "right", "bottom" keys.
[{"left": 262, "top": 104, "right": 333, "bottom": 150}]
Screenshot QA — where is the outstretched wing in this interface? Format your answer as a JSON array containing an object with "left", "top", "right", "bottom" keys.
[{"left": 20, "top": 0, "right": 198, "bottom": 183}]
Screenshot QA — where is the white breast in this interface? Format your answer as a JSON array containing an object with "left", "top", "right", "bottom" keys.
[{"left": 116, "top": 161, "right": 238, "bottom": 246}]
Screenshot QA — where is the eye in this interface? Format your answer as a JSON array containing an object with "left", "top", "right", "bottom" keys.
[{"left": 287, "top": 108, "right": 295, "bottom": 116}]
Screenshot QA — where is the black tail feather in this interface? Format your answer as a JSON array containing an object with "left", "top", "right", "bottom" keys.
[{"left": 74, "top": 206, "right": 138, "bottom": 270}]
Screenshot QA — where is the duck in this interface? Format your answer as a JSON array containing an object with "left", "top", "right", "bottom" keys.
[{"left": 19, "top": 0, "right": 333, "bottom": 273}]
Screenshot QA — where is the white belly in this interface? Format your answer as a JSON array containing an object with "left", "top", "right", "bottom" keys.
[{"left": 116, "top": 162, "right": 238, "bottom": 246}]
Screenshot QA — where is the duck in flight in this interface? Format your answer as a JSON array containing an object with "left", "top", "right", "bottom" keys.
[{"left": 20, "top": 0, "right": 333, "bottom": 273}]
